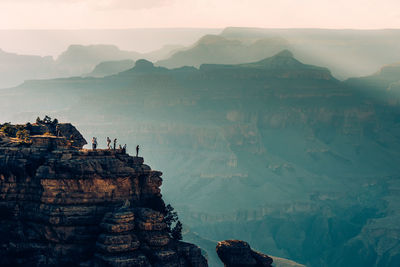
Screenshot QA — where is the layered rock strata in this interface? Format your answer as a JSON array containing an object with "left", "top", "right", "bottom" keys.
[
  {"left": 0, "top": 122, "right": 207, "bottom": 266},
  {"left": 94, "top": 203, "right": 149, "bottom": 266}
]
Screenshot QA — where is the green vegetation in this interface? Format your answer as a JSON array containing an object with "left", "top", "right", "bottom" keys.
[
  {"left": 0, "top": 123, "right": 31, "bottom": 143},
  {"left": 0, "top": 123, "right": 26, "bottom": 137},
  {"left": 16, "top": 129, "right": 30, "bottom": 143},
  {"left": 171, "top": 221, "right": 183, "bottom": 241},
  {"left": 164, "top": 204, "right": 182, "bottom": 241},
  {"left": 0, "top": 123, "right": 15, "bottom": 137},
  {"left": 36, "top": 115, "right": 59, "bottom": 126}
]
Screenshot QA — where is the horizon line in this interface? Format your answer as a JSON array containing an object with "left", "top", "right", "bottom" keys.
[{"left": 0, "top": 27, "right": 400, "bottom": 31}]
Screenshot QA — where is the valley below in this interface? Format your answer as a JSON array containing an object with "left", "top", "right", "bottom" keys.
[{"left": 1, "top": 50, "right": 400, "bottom": 266}]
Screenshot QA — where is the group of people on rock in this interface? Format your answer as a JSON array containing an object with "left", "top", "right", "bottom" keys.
[
  {"left": 92, "top": 136, "right": 139, "bottom": 156},
  {"left": 106, "top": 137, "right": 117, "bottom": 150}
]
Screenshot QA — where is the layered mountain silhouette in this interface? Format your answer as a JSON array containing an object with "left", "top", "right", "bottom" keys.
[
  {"left": 199, "top": 50, "right": 334, "bottom": 80},
  {"left": 119, "top": 59, "right": 169, "bottom": 75},
  {"left": 3, "top": 28, "right": 400, "bottom": 88},
  {"left": 0, "top": 48, "right": 56, "bottom": 88},
  {"left": 157, "top": 28, "right": 400, "bottom": 79},
  {"left": 346, "top": 62, "right": 400, "bottom": 90},
  {"left": 85, "top": 59, "right": 135, "bottom": 77},
  {"left": 0, "top": 44, "right": 182, "bottom": 88},
  {"left": 120, "top": 50, "right": 333, "bottom": 81},
  {"left": 55, "top": 44, "right": 141, "bottom": 75},
  {"left": 157, "top": 34, "right": 290, "bottom": 68},
  {"left": 1, "top": 51, "right": 400, "bottom": 267}
]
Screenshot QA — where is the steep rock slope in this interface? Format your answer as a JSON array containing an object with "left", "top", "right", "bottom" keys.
[{"left": 0, "top": 121, "right": 207, "bottom": 266}]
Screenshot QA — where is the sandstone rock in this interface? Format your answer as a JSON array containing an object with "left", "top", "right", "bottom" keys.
[
  {"left": 135, "top": 208, "right": 167, "bottom": 231},
  {"left": 136, "top": 208, "right": 164, "bottom": 222},
  {"left": 137, "top": 220, "right": 167, "bottom": 231},
  {"left": 216, "top": 240, "right": 273, "bottom": 267},
  {"left": 55, "top": 123, "right": 87, "bottom": 148},
  {"left": 152, "top": 249, "right": 178, "bottom": 263},
  {"left": 94, "top": 205, "right": 144, "bottom": 264},
  {"left": 100, "top": 221, "right": 135, "bottom": 233},
  {"left": 0, "top": 122, "right": 207, "bottom": 266},
  {"left": 139, "top": 231, "right": 171, "bottom": 247}
]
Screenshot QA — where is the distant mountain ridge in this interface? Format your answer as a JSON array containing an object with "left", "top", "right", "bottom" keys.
[
  {"left": 120, "top": 59, "right": 169, "bottom": 75},
  {"left": 157, "top": 28, "right": 400, "bottom": 80},
  {"left": 0, "top": 48, "right": 56, "bottom": 88},
  {"left": 199, "top": 50, "right": 335, "bottom": 81},
  {"left": 374, "top": 63, "right": 400, "bottom": 82},
  {"left": 345, "top": 62, "right": 400, "bottom": 91},
  {"left": 3, "top": 27, "right": 400, "bottom": 88},
  {"left": 2, "top": 51, "right": 400, "bottom": 267},
  {"left": 0, "top": 44, "right": 183, "bottom": 88},
  {"left": 156, "top": 34, "right": 290, "bottom": 69},
  {"left": 85, "top": 59, "right": 135, "bottom": 77}
]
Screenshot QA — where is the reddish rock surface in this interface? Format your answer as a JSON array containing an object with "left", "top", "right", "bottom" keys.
[{"left": 0, "top": 122, "right": 207, "bottom": 267}]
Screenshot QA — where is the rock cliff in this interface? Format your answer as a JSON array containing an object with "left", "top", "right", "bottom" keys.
[
  {"left": 0, "top": 121, "right": 207, "bottom": 266},
  {"left": 216, "top": 240, "right": 273, "bottom": 267}
]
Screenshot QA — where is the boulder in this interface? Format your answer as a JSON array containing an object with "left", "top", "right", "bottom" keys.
[{"left": 216, "top": 240, "right": 273, "bottom": 267}]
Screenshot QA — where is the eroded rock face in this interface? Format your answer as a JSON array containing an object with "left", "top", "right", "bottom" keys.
[
  {"left": 216, "top": 240, "right": 273, "bottom": 267},
  {"left": 0, "top": 123, "right": 207, "bottom": 266},
  {"left": 30, "top": 122, "right": 87, "bottom": 149},
  {"left": 94, "top": 205, "right": 145, "bottom": 266}
]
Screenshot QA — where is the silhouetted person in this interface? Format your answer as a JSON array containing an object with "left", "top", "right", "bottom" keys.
[
  {"left": 118, "top": 144, "right": 122, "bottom": 150},
  {"left": 113, "top": 138, "right": 117, "bottom": 150},
  {"left": 136, "top": 145, "right": 139, "bottom": 157},
  {"left": 106, "top": 137, "right": 111, "bottom": 149},
  {"left": 123, "top": 144, "right": 127, "bottom": 154},
  {"left": 56, "top": 125, "right": 61, "bottom": 137},
  {"left": 92, "top": 137, "right": 97, "bottom": 150}
]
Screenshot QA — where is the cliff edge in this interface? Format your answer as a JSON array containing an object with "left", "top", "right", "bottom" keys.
[{"left": 0, "top": 120, "right": 207, "bottom": 266}]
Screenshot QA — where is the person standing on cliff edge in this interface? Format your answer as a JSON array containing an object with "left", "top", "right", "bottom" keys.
[
  {"left": 113, "top": 138, "right": 117, "bottom": 150},
  {"left": 122, "top": 144, "right": 127, "bottom": 154},
  {"left": 136, "top": 145, "right": 139, "bottom": 157},
  {"left": 106, "top": 137, "right": 111, "bottom": 149},
  {"left": 92, "top": 137, "right": 97, "bottom": 150}
]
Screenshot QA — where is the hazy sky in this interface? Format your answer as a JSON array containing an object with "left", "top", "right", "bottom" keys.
[{"left": 0, "top": 0, "right": 399, "bottom": 29}]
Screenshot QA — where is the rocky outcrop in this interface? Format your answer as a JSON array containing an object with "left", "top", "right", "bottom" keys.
[
  {"left": 94, "top": 202, "right": 148, "bottom": 266},
  {"left": 0, "top": 121, "right": 207, "bottom": 266},
  {"left": 216, "top": 240, "right": 273, "bottom": 267}
]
